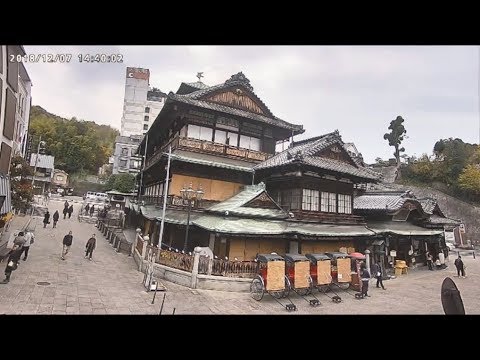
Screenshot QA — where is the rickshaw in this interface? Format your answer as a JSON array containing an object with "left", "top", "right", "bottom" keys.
[
  {"left": 348, "top": 252, "right": 366, "bottom": 292},
  {"left": 305, "top": 253, "right": 342, "bottom": 303},
  {"left": 284, "top": 254, "right": 321, "bottom": 307},
  {"left": 325, "top": 252, "right": 352, "bottom": 290},
  {"left": 250, "top": 254, "right": 297, "bottom": 311}
]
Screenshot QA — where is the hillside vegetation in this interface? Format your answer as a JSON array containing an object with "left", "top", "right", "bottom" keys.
[{"left": 28, "top": 106, "right": 119, "bottom": 175}]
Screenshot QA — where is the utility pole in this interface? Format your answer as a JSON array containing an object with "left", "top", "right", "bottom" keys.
[{"left": 158, "top": 146, "right": 172, "bottom": 249}]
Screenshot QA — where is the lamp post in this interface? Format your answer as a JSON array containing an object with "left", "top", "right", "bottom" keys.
[{"left": 181, "top": 182, "right": 204, "bottom": 252}]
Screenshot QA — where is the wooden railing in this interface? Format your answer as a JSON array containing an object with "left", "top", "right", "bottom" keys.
[
  {"left": 198, "top": 256, "right": 258, "bottom": 278},
  {"left": 157, "top": 248, "right": 194, "bottom": 272}
]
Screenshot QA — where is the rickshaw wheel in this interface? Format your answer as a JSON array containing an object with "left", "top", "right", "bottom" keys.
[
  {"left": 281, "top": 275, "right": 291, "bottom": 298},
  {"left": 250, "top": 277, "right": 264, "bottom": 301},
  {"left": 337, "top": 282, "right": 350, "bottom": 290},
  {"left": 317, "top": 285, "right": 331, "bottom": 293}
]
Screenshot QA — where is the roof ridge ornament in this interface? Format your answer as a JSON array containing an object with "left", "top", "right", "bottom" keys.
[{"left": 225, "top": 72, "right": 253, "bottom": 91}]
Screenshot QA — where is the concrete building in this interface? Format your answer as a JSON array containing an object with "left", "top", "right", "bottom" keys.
[
  {"left": 120, "top": 67, "right": 167, "bottom": 137},
  {"left": 1, "top": 45, "right": 32, "bottom": 215},
  {"left": 112, "top": 135, "right": 143, "bottom": 175},
  {"left": 29, "top": 153, "right": 54, "bottom": 195}
]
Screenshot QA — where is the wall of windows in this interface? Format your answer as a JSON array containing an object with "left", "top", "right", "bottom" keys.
[
  {"left": 187, "top": 124, "right": 213, "bottom": 141},
  {"left": 274, "top": 188, "right": 352, "bottom": 214},
  {"left": 337, "top": 194, "right": 352, "bottom": 214},
  {"left": 183, "top": 124, "right": 261, "bottom": 151}
]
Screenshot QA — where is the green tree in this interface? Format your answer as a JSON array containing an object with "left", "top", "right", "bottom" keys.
[
  {"left": 383, "top": 116, "right": 407, "bottom": 167},
  {"left": 105, "top": 173, "right": 135, "bottom": 193},
  {"left": 458, "top": 165, "right": 480, "bottom": 195},
  {"left": 29, "top": 106, "right": 119, "bottom": 175},
  {"left": 9, "top": 155, "right": 34, "bottom": 213}
]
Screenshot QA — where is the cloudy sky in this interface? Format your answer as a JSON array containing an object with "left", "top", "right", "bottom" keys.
[{"left": 24, "top": 46, "right": 479, "bottom": 163}]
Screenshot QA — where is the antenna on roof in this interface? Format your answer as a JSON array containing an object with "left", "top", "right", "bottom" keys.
[{"left": 196, "top": 72, "right": 204, "bottom": 82}]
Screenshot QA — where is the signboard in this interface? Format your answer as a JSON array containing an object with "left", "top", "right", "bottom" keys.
[
  {"left": 126, "top": 67, "right": 150, "bottom": 81},
  {"left": 390, "top": 250, "right": 397, "bottom": 257},
  {"left": 444, "top": 230, "right": 455, "bottom": 242},
  {"left": 459, "top": 223, "right": 466, "bottom": 233}
]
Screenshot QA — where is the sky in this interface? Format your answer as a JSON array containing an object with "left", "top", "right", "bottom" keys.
[{"left": 23, "top": 45, "right": 480, "bottom": 163}]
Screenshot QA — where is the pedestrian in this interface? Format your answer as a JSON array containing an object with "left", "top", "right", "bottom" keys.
[
  {"left": 19, "top": 231, "right": 34, "bottom": 261},
  {"left": 84, "top": 203, "right": 90, "bottom": 216},
  {"left": 13, "top": 231, "right": 26, "bottom": 248},
  {"left": 360, "top": 263, "right": 371, "bottom": 298},
  {"left": 53, "top": 210, "right": 59, "bottom": 228},
  {"left": 43, "top": 211, "right": 50, "bottom": 228},
  {"left": 63, "top": 201, "right": 69, "bottom": 219},
  {"left": 61, "top": 231, "right": 73, "bottom": 260},
  {"left": 89, "top": 204, "right": 95, "bottom": 217},
  {"left": 372, "top": 262, "right": 386, "bottom": 290},
  {"left": 0, "top": 245, "right": 23, "bottom": 284},
  {"left": 84, "top": 234, "right": 96, "bottom": 260},
  {"left": 454, "top": 255, "right": 466, "bottom": 278},
  {"left": 68, "top": 204, "right": 74, "bottom": 219},
  {"left": 426, "top": 252, "right": 434, "bottom": 271}
]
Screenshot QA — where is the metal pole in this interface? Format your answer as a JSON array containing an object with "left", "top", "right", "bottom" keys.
[
  {"left": 159, "top": 293, "right": 166, "bottom": 315},
  {"left": 31, "top": 135, "right": 41, "bottom": 189},
  {"left": 183, "top": 199, "right": 192, "bottom": 252},
  {"left": 138, "top": 133, "right": 149, "bottom": 202},
  {"left": 158, "top": 146, "right": 171, "bottom": 248}
]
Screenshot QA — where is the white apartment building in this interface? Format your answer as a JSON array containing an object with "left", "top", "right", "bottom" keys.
[{"left": 120, "top": 67, "right": 167, "bottom": 137}]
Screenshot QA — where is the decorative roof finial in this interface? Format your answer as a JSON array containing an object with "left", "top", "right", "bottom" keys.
[
  {"left": 225, "top": 72, "right": 253, "bottom": 91},
  {"left": 196, "top": 72, "right": 204, "bottom": 82}
]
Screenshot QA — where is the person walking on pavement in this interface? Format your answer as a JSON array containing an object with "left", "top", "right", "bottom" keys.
[
  {"left": 84, "top": 203, "right": 90, "bottom": 216},
  {"left": 68, "top": 204, "right": 74, "bottom": 219},
  {"left": 89, "top": 204, "right": 95, "bottom": 217},
  {"left": 426, "top": 252, "right": 434, "bottom": 271},
  {"left": 13, "top": 231, "right": 26, "bottom": 248},
  {"left": 454, "top": 255, "right": 466, "bottom": 278},
  {"left": 19, "top": 231, "right": 34, "bottom": 261},
  {"left": 61, "top": 231, "right": 73, "bottom": 260},
  {"left": 372, "top": 262, "right": 386, "bottom": 290},
  {"left": 53, "top": 210, "right": 60, "bottom": 228},
  {"left": 43, "top": 210, "right": 50, "bottom": 228},
  {"left": 360, "top": 263, "right": 371, "bottom": 298},
  {"left": 84, "top": 234, "right": 96, "bottom": 260},
  {"left": 0, "top": 245, "right": 23, "bottom": 284},
  {"left": 63, "top": 201, "right": 69, "bottom": 219}
]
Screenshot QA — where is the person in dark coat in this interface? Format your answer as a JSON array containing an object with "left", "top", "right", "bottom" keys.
[
  {"left": 63, "top": 205, "right": 68, "bottom": 219},
  {"left": 84, "top": 234, "right": 96, "bottom": 260},
  {"left": 1, "top": 245, "right": 23, "bottom": 283},
  {"left": 372, "top": 262, "right": 386, "bottom": 290},
  {"left": 360, "top": 263, "right": 371, "bottom": 298},
  {"left": 61, "top": 231, "right": 73, "bottom": 260},
  {"left": 53, "top": 210, "right": 60, "bottom": 228},
  {"left": 84, "top": 203, "right": 90, "bottom": 216},
  {"left": 68, "top": 204, "right": 74, "bottom": 219},
  {"left": 43, "top": 211, "right": 50, "bottom": 228},
  {"left": 89, "top": 204, "right": 95, "bottom": 217},
  {"left": 454, "top": 255, "right": 466, "bottom": 278}
]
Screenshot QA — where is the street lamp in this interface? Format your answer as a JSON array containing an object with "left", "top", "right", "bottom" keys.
[{"left": 181, "top": 182, "right": 204, "bottom": 252}]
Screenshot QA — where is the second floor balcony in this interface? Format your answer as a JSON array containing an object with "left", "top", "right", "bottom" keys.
[{"left": 146, "top": 136, "right": 271, "bottom": 169}]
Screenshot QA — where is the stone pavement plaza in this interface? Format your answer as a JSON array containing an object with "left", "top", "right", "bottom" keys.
[{"left": 0, "top": 199, "right": 479, "bottom": 315}]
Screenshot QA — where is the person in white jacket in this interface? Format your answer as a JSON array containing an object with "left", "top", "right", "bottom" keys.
[{"left": 20, "top": 231, "right": 34, "bottom": 261}]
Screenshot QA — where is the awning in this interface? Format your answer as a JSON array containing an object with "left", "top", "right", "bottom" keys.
[
  {"left": 287, "top": 222, "right": 375, "bottom": 237},
  {"left": 367, "top": 221, "right": 443, "bottom": 236}
]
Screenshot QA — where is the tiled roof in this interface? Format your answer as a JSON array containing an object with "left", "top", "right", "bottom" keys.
[
  {"left": 168, "top": 150, "right": 255, "bottom": 173},
  {"left": 354, "top": 191, "right": 411, "bottom": 211},
  {"left": 367, "top": 221, "right": 443, "bottom": 236},
  {"left": 254, "top": 131, "right": 381, "bottom": 181},
  {"left": 206, "top": 183, "right": 288, "bottom": 219},
  {"left": 426, "top": 215, "right": 461, "bottom": 226},
  {"left": 417, "top": 198, "right": 442, "bottom": 215},
  {"left": 169, "top": 72, "right": 304, "bottom": 134},
  {"left": 169, "top": 93, "right": 303, "bottom": 133},
  {"left": 30, "top": 154, "right": 54, "bottom": 170}
]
